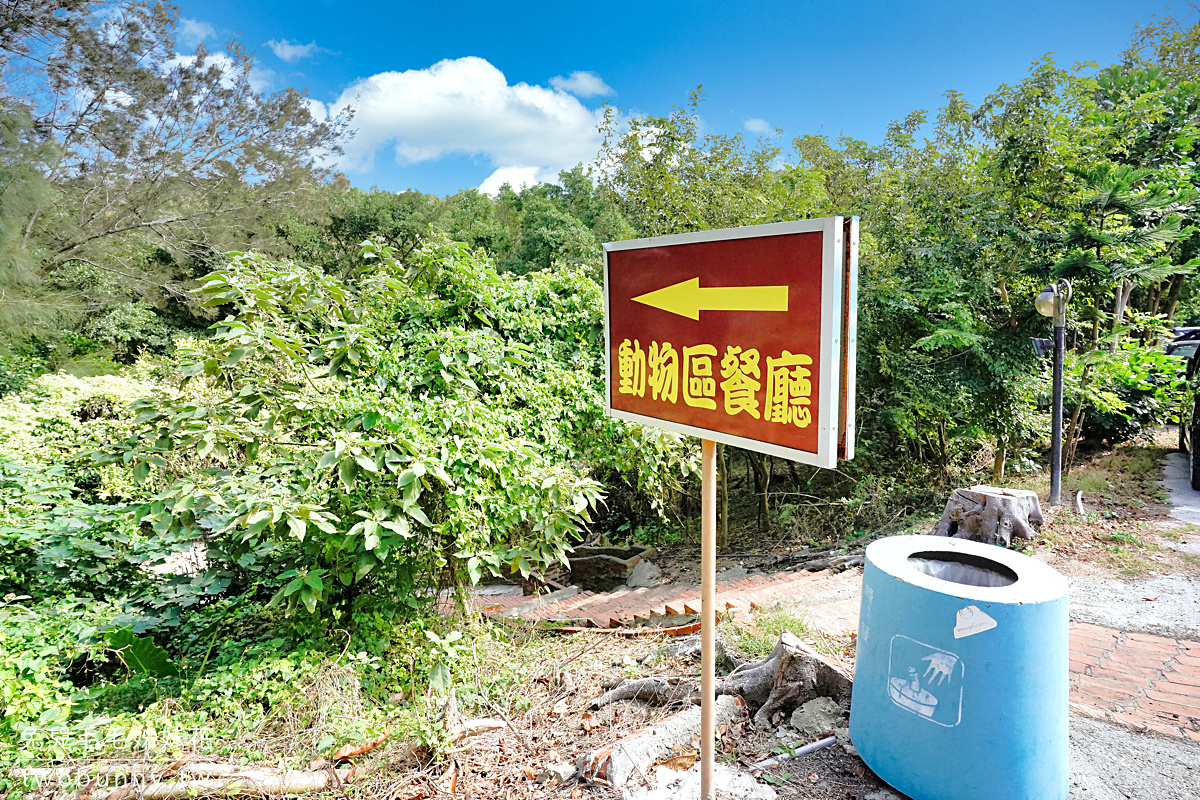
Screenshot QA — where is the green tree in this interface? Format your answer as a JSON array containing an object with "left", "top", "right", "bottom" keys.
[
  {"left": 596, "top": 89, "right": 818, "bottom": 237},
  {"left": 0, "top": 1, "right": 351, "bottom": 352}
]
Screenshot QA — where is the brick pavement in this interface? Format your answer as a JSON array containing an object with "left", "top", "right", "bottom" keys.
[
  {"left": 1069, "top": 622, "right": 1200, "bottom": 740},
  {"left": 475, "top": 567, "right": 864, "bottom": 634}
]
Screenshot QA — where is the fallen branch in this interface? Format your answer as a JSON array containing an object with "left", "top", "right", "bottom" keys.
[
  {"left": 332, "top": 731, "right": 390, "bottom": 762},
  {"left": 487, "top": 700, "right": 538, "bottom": 756},
  {"left": 11, "top": 762, "right": 250, "bottom": 781},
  {"left": 86, "top": 770, "right": 352, "bottom": 800},
  {"left": 449, "top": 717, "right": 505, "bottom": 743},
  {"left": 641, "top": 633, "right": 744, "bottom": 673},
  {"left": 6, "top": 767, "right": 358, "bottom": 800},
  {"left": 589, "top": 677, "right": 699, "bottom": 709}
]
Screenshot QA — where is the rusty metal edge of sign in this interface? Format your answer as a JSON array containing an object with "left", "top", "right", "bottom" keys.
[{"left": 601, "top": 217, "right": 859, "bottom": 469}]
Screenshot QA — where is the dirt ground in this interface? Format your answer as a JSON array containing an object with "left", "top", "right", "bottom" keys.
[{"left": 379, "top": 434, "right": 1200, "bottom": 800}]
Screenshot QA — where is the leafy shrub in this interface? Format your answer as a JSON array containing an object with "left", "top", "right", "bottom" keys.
[
  {"left": 96, "top": 238, "right": 693, "bottom": 615},
  {"left": 1079, "top": 343, "right": 1189, "bottom": 444},
  {"left": 0, "top": 370, "right": 156, "bottom": 497}
]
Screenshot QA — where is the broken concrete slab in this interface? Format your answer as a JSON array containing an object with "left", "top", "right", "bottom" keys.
[
  {"left": 1068, "top": 574, "right": 1200, "bottom": 640},
  {"left": 537, "top": 762, "right": 575, "bottom": 784},
  {"left": 863, "top": 790, "right": 906, "bottom": 800},
  {"left": 717, "top": 564, "right": 751, "bottom": 581},
  {"left": 833, "top": 725, "right": 857, "bottom": 757},
  {"left": 569, "top": 545, "right": 655, "bottom": 592},
  {"left": 1069, "top": 714, "right": 1200, "bottom": 800}
]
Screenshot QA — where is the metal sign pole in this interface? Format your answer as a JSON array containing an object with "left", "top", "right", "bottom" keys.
[{"left": 700, "top": 438, "right": 717, "bottom": 800}]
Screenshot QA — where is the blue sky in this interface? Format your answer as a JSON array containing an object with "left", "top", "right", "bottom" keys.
[{"left": 176, "top": 0, "right": 1180, "bottom": 196}]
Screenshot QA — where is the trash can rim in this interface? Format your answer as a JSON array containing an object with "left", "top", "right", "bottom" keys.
[{"left": 865, "top": 534, "right": 1069, "bottom": 604}]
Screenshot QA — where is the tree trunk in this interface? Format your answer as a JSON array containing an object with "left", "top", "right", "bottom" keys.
[
  {"left": 1110, "top": 279, "right": 1132, "bottom": 353},
  {"left": 1148, "top": 281, "right": 1163, "bottom": 316},
  {"left": 992, "top": 438, "right": 1007, "bottom": 483},
  {"left": 1063, "top": 362, "right": 1092, "bottom": 475},
  {"left": 1065, "top": 410, "right": 1086, "bottom": 471},
  {"left": 937, "top": 420, "right": 950, "bottom": 475},
  {"left": 1165, "top": 273, "right": 1187, "bottom": 321},
  {"left": 746, "top": 452, "right": 770, "bottom": 534}
]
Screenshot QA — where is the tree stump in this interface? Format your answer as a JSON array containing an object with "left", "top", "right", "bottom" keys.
[
  {"left": 931, "top": 485, "right": 1044, "bottom": 546},
  {"left": 587, "top": 631, "right": 852, "bottom": 729},
  {"left": 722, "top": 631, "right": 852, "bottom": 727}
]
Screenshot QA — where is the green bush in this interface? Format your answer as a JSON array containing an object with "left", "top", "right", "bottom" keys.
[{"left": 94, "top": 238, "right": 693, "bottom": 617}]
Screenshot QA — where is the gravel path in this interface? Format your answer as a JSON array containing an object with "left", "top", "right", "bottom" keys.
[
  {"left": 1069, "top": 573, "right": 1200, "bottom": 640},
  {"left": 1070, "top": 715, "right": 1200, "bottom": 799}
]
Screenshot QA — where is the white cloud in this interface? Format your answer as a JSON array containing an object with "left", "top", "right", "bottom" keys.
[
  {"left": 266, "top": 39, "right": 323, "bottom": 63},
  {"left": 249, "top": 67, "right": 276, "bottom": 92},
  {"left": 744, "top": 118, "right": 772, "bottom": 134},
  {"left": 328, "top": 57, "right": 604, "bottom": 185},
  {"left": 549, "top": 71, "right": 614, "bottom": 98},
  {"left": 478, "top": 166, "right": 558, "bottom": 195},
  {"left": 179, "top": 18, "right": 216, "bottom": 49}
]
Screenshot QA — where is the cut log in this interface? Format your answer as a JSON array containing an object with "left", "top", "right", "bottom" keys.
[
  {"left": 931, "top": 485, "right": 1043, "bottom": 546},
  {"left": 577, "top": 695, "right": 745, "bottom": 788}
]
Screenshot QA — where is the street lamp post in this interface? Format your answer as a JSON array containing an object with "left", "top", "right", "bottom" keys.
[{"left": 1036, "top": 280, "right": 1072, "bottom": 505}]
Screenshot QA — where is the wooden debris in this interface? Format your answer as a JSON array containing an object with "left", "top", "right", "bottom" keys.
[
  {"left": 550, "top": 621, "right": 702, "bottom": 637},
  {"left": 589, "top": 677, "right": 699, "bottom": 709},
  {"left": 332, "top": 730, "right": 390, "bottom": 762},
  {"left": 72, "top": 768, "right": 354, "bottom": 799},
  {"left": 434, "top": 761, "right": 459, "bottom": 794}
]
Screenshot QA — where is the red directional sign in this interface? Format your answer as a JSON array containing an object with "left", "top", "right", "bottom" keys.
[{"left": 603, "top": 218, "right": 857, "bottom": 468}]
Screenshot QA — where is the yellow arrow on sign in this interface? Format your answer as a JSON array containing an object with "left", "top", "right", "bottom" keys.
[{"left": 631, "top": 277, "right": 789, "bottom": 320}]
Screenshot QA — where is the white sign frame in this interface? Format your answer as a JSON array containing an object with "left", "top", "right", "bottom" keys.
[{"left": 602, "top": 217, "right": 857, "bottom": 469}]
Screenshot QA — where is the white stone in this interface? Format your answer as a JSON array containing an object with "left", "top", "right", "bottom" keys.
[
  {"left": 625, "top": 764, "right": 776, "bottom": 800},
  {"left": 537, "top": 762, "right": 575, "bottom": 783}
]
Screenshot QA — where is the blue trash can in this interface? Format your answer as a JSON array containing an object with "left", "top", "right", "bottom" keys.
[{"left": 849, "top": 534, "right": 1069, "bottom": 800}]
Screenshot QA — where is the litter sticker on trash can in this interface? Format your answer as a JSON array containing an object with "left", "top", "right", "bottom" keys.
[
  {"left": 887, "top": 635, "right": 964, "bottom": 727},
  {"left": 954, "top": 605, "right": 997, "bottom": 639}
]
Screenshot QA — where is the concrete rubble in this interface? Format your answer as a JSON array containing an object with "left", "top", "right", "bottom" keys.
[
  {"left": 789, "top": 696, "right": 845, "bottom": 740},
  {"left": 627, "top": 558, "right": 662, "bottom": 588}
]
